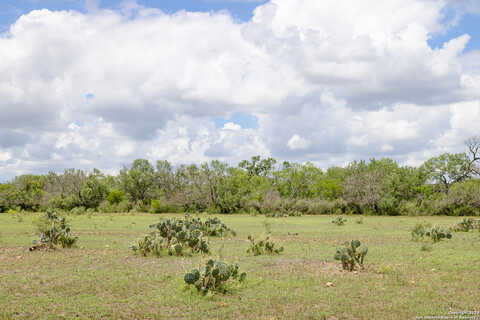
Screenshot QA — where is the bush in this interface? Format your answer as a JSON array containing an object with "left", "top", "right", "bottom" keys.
[
  {"left": 377, "top": 196, "right": 398, "bottom": 216},
  {"left": 307, "top": 199, "right": 336, "bottom": 215},
  {"left": 150, "top": 199, "right": 165, "bottom": 214},
  {"left": 303, "top": 199, "right": 347, "bottom": 215},
  {"left": 334, "top": 240, "right": 368, "bottom": 271},
  {"left": 184, "top": 259, "right": 246, "bottom": 294},
  {"left": 259, "top": 190, "right": 282, "bottom": 215},
  {"left": 398, "top": 200, "right": 419, "bottom": 216},
  {"left": 30, "top": 210, "right": 78, "bottom": 250},
  {"left": 293, "top": 199, "right": 310, "bottom": 214},
  {"left": 107, "top": 190, "right": 124, "bottom": 205},
  {"left": 246, "top": 235, "right": 284, "bottom": 256},
  {"left": 130, "top": 202, "right": 150, "bottom": 213}
]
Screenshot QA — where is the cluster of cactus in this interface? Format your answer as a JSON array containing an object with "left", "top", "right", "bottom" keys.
[
  {"left": 201, "top": 216, "right": 236, "bottom": 237},
  {"left": 30, "top": 210, "right": 78, "bottom": 251},
  {"left": 411, "top": 222, "right": 431, "bottom": 241},
  {"left": 411, "top": 223, "right": 453, "bottom": 243},
  {"left": 452, "top": 218, "right": 479, "bottom": 232},
  {"left": 129, "top": 233, "right": 164, "bottom": 256},
  {"left": 130, "top": 216, "right": 209, "bottom": 256},
  {"left": 332, "top": 216, "right": 347, "bottom": 226},
  {"left": 425, "top": 226, "right": 452, "bottom": 243},
  {"left": 184, "top": 259, "right": 246, "bottom": 294},
  {"left": 334, "top": 240, "right": 368, "bottom": 271},
  {"left": 246, "top": 235, "right": 284, "bottom": 256}
]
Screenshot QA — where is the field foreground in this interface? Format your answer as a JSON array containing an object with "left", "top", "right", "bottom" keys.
[{"left": 0, "top": 214, "right": 479, "bottom": 319}]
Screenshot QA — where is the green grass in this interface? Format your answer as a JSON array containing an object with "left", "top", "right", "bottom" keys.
[{"left": 1, "top": 213, "right": 479, "bottom": 319}]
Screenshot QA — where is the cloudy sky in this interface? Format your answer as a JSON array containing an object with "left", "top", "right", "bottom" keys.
[{"left": 1, "top": 0, "right": 480, "bottom": 180}]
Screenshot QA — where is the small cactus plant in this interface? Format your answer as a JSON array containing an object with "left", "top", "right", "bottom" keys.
[
  {"left": 184, "top": 259, "right": 246, "bottom": 294},
  {"left": 332, "top": 216, "right": 347, "bottom": 226},
  {"left": 30, "top": 210, "right": 78, "bottom": 251},
  {"left": 425, "top": 226, "right": 452, "bottom": 243},
  {"left": 411, "top": 222, "right": 431, "bottom": 241},
  {"left": 246, "top": 235, "right": 284, "bottom": 256},
  {"left": 334, "top": 240, "right": 368, "bottom": 271},
  {"left": 452, "top": 218, "right": 479, "bottom": 232}
]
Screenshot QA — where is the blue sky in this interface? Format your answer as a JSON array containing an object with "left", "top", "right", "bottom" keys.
[
  {"left": 0, "top": 0, "right": 267, "bottom": 32},
  {"left": 1, "top": 1, "right": 479, "bottom": 51}
]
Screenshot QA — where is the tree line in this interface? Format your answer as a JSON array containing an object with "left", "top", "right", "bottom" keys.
[{"left": 1, "top": 137, "right": 480, "bottom": 216}]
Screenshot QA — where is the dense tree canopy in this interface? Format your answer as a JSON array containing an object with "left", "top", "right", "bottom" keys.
[{"left": 1, "top": 138, "right": 479, "bottom": 216}]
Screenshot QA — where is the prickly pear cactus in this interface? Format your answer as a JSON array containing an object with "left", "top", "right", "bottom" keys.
[
  {"left": 30, "top": 210, "right": 78, "bottom": 251},
  {"left": 130, "top": 216, "right": 210, "bottom": 257},
  {"left": 425, "top": 226, "right": 452, "bottom": 243},
  {"left": 334, "top": 240, "right": 368, "bottom": 271},
  {"left": 246, "top": 235, "right": 284, "bottom": 256},
  {"left": 452, "top": 218, "right": 479, "bottom": 232},
  {"left": 184, "top": 259, "right": 246, "bottom": 294},
  {"left": 411, "top": 222, "right": 431, "bottom": 241},
  {"left": 331, "top": 216, "right": 347, "bottom": 226}
]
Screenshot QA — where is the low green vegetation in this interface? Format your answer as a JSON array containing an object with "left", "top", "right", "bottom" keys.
[
  {"left": 331, "top": 216, "right": 347, "bottom": 226},
  {"left": 30, "top": 210, "right": 77, "bottom": 251},
  {"left": 184, "top": 259, "right": 246, "bottom": 294},
  {"left": 130, "top": 215, "right": 210, "bottom": 256},
  {"left": 333, "top": 240, "right": 368, "bottom": 271},
  {"left": 452, "top": 218, "right": 480, "bottom": 232},
  {"left": 246, "top": 235, "right": 284, "bottom": 256},
  {"left": 1, "top": 213, "right": 479, "bottom": 319},
  {"left": 425, "top": 226, "right": 453, "bottom": 243}
]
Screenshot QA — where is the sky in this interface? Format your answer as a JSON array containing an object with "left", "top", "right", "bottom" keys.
[{"left": 1, "top": 0, "right": 480, "bottom": 180}]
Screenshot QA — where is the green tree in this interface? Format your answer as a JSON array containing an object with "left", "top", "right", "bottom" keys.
[
  {"left": 421, "top": 153, "right": 472, "bottom": 194},
  {"left": 119, "top": 159, "right": 156, "bottom": 204},
  {"left": 80, "top": 169, "right": 109, "bottom": 208}
]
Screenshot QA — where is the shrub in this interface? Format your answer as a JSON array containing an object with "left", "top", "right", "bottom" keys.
[
  {"left": 107, "top": 190, "right": 124, "bottom": 205},
  {"left": 246, "top": 235, "right": 284, "bottom": 256},
  {"left": 30, "top": 210, "right": 78, "bottom": 250},
  {"left": 150, "top": 199, "right": 165, "bottom": 214},
  {"left": 293, "top": 199, "right": 310, "bottom": 214},
  {"left": 116, "top": 200, "right": 133, "bottom": 213},
  {"left": 130, "top": 202, "right": 150, "bottom": 213},
  {"left": 398, "top": 200, "right": 419, "bottom": 216},
  {"left": 307, "top": 199, "right": 336, "bottom": 215},
  {"left": 334, "top": 240, "right": 368, "bottom": 271},
  {"left": 332, "top": 216, "right": 347, "bottom": 226},
  {"left": 184, "top": 259, "right": 246, "bottom": 294},
  {"left": 287, "top": 210, "right": 302, "bottom": 217}
]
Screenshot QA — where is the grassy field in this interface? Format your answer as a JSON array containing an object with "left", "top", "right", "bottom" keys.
[{"left": 0, "top": 213, "right": 479, "bottom": 319}]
